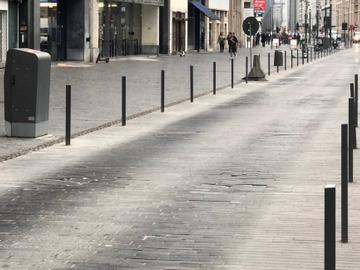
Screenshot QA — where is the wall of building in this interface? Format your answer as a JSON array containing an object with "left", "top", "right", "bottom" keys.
[
  {"left": 169, "top": 0, "right": 188, "bottom": 53},
  {"left": 0, "top": 0, "right": 8, "bottom": 64},
  {"left": 142, "top": 5, "right": 159, "bottom": 54},
  {"left": 229, "top": 0, "right": 245, "bottom": 47},
  {"left": 209, "top": 0, "right": 229, "bottom": 10},
  {"left": 89, "top": 0, "right": 99, "bottom": 63},
  {"left": 172, "top": 0, "right": 187, "bottom": 12}
]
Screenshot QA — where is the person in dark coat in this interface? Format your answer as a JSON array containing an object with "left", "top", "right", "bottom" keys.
[{"left": 261, "top": 32, "right": 266, "bottom": 47}]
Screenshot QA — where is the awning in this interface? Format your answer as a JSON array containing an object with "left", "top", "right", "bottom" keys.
[{"left": 189, "top": 1, "right": 220, "bottom": 21}]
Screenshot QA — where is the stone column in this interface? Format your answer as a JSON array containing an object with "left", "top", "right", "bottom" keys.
[{"left": 89, "top": 0, "right": 99, "bottom": 62}]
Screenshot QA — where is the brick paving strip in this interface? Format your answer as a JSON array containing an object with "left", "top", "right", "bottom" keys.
[{"left": 0, "top": 49, "right": 359, "bottom": 269}]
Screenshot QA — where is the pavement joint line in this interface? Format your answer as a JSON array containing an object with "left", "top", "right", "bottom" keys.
[{"left": 0, "top": 48, "right": 344, "bottom": 163}]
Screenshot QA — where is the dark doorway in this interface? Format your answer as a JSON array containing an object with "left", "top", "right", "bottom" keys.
[{"left": 40, "top": 0, "right": 84, "bottom": 61}]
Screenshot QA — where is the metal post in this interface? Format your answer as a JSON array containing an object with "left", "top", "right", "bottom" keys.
[
  {"left": 190, "top": 65, "right": 194, "bottom": 103},
  {"left": 349, "top": 98, "right": 354, "bottom": 183},
  {"left": 268, "top": 52, "right": 271, "bottom": 76},
  {"left": 350, "top": 85, "right": 357, "bottom": 149},
  {"left": 311, "top": 48, "right": 313, "bottom": 61},
  {"left": 245, "top": 57, "right": 248, "bottom": 84},
  {"left": 302, "top": 50, "right": 305, "bottom": 65},
  {"left": 355, "top": 74, "right": 358, "bottom": 127},
  {"left": 213, "top": 62, "right": 216, "bottom": 94},
  {"left": 341, "top": 124, "right": 348, "bottom": 243},
  {"left": 297, "top": 49, "right": 299, "bottom": 66},
  {"left": 122, "top": 76, "right": 126, "bottom": 126},
  {"left": 307, "top": 48, "right": 309, "bottom": 63},
  {"left": 161, "top": 70, "right": 165, "bottom": 112},
  {"left": 284, "top": 51, "right": 287, "bottom": 70},
  {"left": 324, "top": 185, "right": 336, "bottom": 270},
  {"left": 65, "top": 85, "right": 71, "bottom": 146},
  {"left": 231, "top": 58, "right": 234, "bottom": 88},
  {"left": 291, "top": 50, "right": 293, "bottom": 68}
]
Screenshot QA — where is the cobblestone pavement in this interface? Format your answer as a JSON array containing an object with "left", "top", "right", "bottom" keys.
[
  {"left": 0, "top": 46, "right": 359, "bottom": 269},
  {"left": 0, "top": 45, "right": 322, "bottom": 160}
]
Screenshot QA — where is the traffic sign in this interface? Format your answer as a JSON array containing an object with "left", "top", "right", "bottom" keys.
[{"left": 243, "top": 17, "right": 260, "bottom": 36}]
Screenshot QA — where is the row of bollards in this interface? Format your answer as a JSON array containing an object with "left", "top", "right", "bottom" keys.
[
  {"left": 325, "top": 74, "right": 359, "bottom": 270},
  {"left": 64, "top": 46, "right": 337, "bottom": 146}
]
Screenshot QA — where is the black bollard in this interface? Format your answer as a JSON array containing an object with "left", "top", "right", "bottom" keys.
[
  {"left": 297, "top": 49, "right": 299, "bottom": 66},
  {"left": 307, "top": 48, "right": 309, "bottom": 63},
  {"left": 341, "top": 124, "right": 348, "bottom": 243},
  {"left": 213, "top": 62, "right": 217, "bottom": 94},
  {"left": 284, "top": 51, "right": 287, "bottom": 70},
  {"left": 291, "top": 50, "right": 293, "bottom": 68},
  {"left": 190, "top": 65, "right": 194, "bottom": 103},
  {"left": 65, "top": 85, "right": 71, "bottom": 146},
  {"left": 122, "top": 76, "right": 126, "bottom": 126},
  {"left": 311, "top": 48, "right": 313, "bottom": 61},
  {"left": 324, "top": 185, "right": 336, "bottom": 270},
  {"left": 245, "top": 57, "right": 248, "bottom": 84},
  {"left": 302, "top": 50, "right": 305, "bottom": 65},
  {"left": 315, "top": 49, "right": 317, "bottom": 60},
  {"left": 268, "top": 52, "right": 271, "bottom": 76},
  {"left": 161, "top": 70, "right": 165, "bottom": 112},
  {"left": 355, "top": 74, "right": 358, "bottom": 127},
  {"left": 231, "top": 58, "right": 234, "bottom": 88},
  {"left": 350, "top": 86, "right": 357, "bottom": 149},
  {"left": 349, "top": 98, "right": 354, "bottom": 182}
]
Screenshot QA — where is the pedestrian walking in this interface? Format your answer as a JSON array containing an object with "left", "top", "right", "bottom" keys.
[
  {"left": 261, "top": 32, "right": 266, "bottom": 47},
  {"left": 227, "top": 32, "right": 238, "bottom": 59},
  {"left": 218, "top": 32, "right": 226, "bottom": 53},
  {"left": 255, "top": 32, "right": 260, "bottom": 47}
]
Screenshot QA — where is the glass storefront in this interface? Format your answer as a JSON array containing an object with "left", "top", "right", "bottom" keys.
[
  {"left": 40, "top": 1, "right": 59, "bottom": 60},
  {"left": 40, "top": 0, "right": 85, "bottom": 61},
  {"left": 98, "top": 1, "right": 142, "bottom": 57}
]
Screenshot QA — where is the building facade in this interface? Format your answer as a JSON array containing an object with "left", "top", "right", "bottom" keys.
[
  {"left": 207, "top": 0, "right": 229, "bottom": 52},
  {"left": 6, "top": 0, "right": 239, "bottom": 63},
  {"left": 98, "top": 0, "right": 163, "bottom": 58},
  {"left": 229, "top": 0, "right": 245, "bottom": 47},
  {"left": 159, "top": 0, "right": 188, "bottom": 55}
]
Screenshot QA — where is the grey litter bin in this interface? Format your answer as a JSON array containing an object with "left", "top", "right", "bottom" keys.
[
  {"left": 4, "top": 48, "right": 51, "bottom": 138},
  {"left": 274, "top": 50, "right": 283, "bottom": 66}
]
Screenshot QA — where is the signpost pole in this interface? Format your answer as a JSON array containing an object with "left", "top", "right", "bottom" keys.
[{"left": 249, "top": 23, "right": 253, "bottom": 69}]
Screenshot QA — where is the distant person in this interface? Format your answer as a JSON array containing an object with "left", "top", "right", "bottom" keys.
[
  {"left": 227, "top": 32, "right": 238, "bottom": 58},
  {"left": 261, "top": 32, "right": 266, "bottom": 47},
  {"left": 255, "top": 32, "right": 260, "bottom": 46},
  {"left": 296, "top": 33, "right": 301, "bottom": 46},
  {"left": 218, "top": 32, "right": 226, "bottom": 53},
  {"left": 266, "top": 32, "right": 271, "bottom": 45}
]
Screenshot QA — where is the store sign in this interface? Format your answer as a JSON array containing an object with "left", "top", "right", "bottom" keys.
[{"left": 253, "top": 0, "right": 266, "bottom": 12}]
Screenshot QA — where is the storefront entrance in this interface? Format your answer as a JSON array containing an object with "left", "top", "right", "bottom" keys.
[
  {"left": 172, "top": 12, "right": 185, "bottom": 53},
  {"left": 40, "top": 0, "right": 85, "bottom": 61},
  {"left": 99, "top": 1, "right": 142, "bottom": 57}
]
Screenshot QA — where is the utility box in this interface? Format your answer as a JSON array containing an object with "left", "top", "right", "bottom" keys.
[
  {"left": 274, "top": 50, "right": 283, "bottom": 66},
  {"left": 4, "top": 48, "right": 51, "bottom": 138}
]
